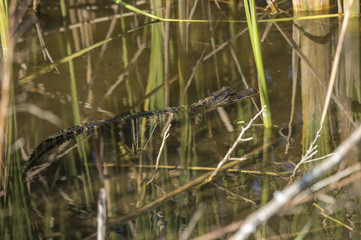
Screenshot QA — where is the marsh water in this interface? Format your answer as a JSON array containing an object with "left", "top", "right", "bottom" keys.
[{"left": 2, "top": 0, "right": 361, "bottom": 239}]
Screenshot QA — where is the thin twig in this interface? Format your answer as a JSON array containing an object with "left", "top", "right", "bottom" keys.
[
  {"left": 286, "top": 169, "right": 361, "bottom": 208},
  {"left": 304, "top": 153, "right": 334, "bottom": 163},
  {"left": 146, "top": 124, "right": 171, "bottom": 185},
  {"left": 206, "top": 105, "right": 266, "bottom": 182},
  {"left": 290, "top": 0, "right": 354, "bottom": 180},
  {"left": 319, "top": 0, "right": 354, "bottom": 127},
  {"left": 285, "top": 45, "right": 298, "bottom": 155},
  {"left": 213, "top": 182, "right": 258, "bottom": 208},
  {"left": 34, "top": 18, "right": 59, "bottom": 73},
  {"left": 314, "top": 203, "right": 355, "bottom": 232},
  {"left": 102, "top": 163, "right": 288, "bottom": 176},
  {"left": 291, "top": 163, "right": 361, "bottom": 206},
  {"left": 204, "top": 28, "right": 248, "bottom": 61},
  {"left": 230, "top": 125, "right": 361, "bottom": 240},
  {"left": 311, "top": 164, "right": 361, "bottom": 192},
  {"left": 143, "top": 123, "right": 157, "bottom": 149}
]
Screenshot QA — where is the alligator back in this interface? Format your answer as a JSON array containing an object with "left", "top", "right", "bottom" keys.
[{"left": 23, "top": 87, "right": 257, "bottom": 173}]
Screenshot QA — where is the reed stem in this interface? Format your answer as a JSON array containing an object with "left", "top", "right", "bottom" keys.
[{"left": 243, "top": 0, "right": 272, "bottom": 128}]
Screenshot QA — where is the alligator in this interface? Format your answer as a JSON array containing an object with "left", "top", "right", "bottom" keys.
[{"left": 23, "top": 86, "right": 258, "bottom": 173}]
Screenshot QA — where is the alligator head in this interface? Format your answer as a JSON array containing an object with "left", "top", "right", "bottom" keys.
[{"left": 207, "top": 86, "right": 258, "bottom": 107}]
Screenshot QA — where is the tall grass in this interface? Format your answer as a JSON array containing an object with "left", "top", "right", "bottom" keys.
[
  {"left": 0, "top": 0, "right": 12, "bottom": 190},
  {"left": 60, "top": 0, "right": 94, "bottom": 206},
  {"left": 0, "top": 0, "right": 9, "bottom": 59},
  {"left": 243, "top": 0, "right": 272, "bottom": 128},
  {"left": 1, "top": 2, "right": 33, "bottom": 238}
]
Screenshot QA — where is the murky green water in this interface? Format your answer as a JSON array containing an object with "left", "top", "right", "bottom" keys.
[{"left": 2, "top": 0, "right": 361, "bottom": 239}]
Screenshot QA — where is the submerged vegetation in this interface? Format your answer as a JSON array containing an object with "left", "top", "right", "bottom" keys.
[{"left": 0, "top": 0, "right": 361, "bottom": 239}]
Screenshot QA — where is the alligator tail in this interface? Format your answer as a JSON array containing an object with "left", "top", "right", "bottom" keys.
[{"left": 23, "top": 121, "right": 105, "bottom": 173}]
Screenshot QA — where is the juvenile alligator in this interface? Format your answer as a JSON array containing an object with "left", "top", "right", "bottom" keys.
[{"left": 23, "top": 86, "right": 258, "bottom": 173}]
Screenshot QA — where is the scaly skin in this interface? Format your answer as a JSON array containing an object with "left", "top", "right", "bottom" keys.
[{"left": 23, "top": 86, "right": 258, "bottom": 173}]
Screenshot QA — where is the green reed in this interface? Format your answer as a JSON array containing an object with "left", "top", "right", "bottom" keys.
[
  {"left": 0, "top": 0, "right": 8, "bottom": 59},
  {"left": 59, "top": 0, "right": 94, "bottom": 207},
  {"left": 243, "top": 0, "right": 272, "bottom": 128},
  {"left": 0, "top": 0, "right": 9, "bottom": 185}
]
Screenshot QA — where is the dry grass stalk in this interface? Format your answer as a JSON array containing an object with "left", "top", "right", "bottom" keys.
[
  {"left": 291, "top": 0, "right": 355, "bottom": 179},
  {"left": 146, "top": 124, "right": 171, "bottom": 185},
  {"left": 0, "top": 1, "right": 17, "bottom": 189},
  {"left": 97, "top": 188, "right": 107, "bottom": 240},
  {"left": 108, "top": 163, "right": 287, "bottom": 176}
]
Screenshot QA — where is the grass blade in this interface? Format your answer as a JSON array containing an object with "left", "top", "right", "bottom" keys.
[{"left": 243, "top": 0, "right": 272, "bottom": 128}]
